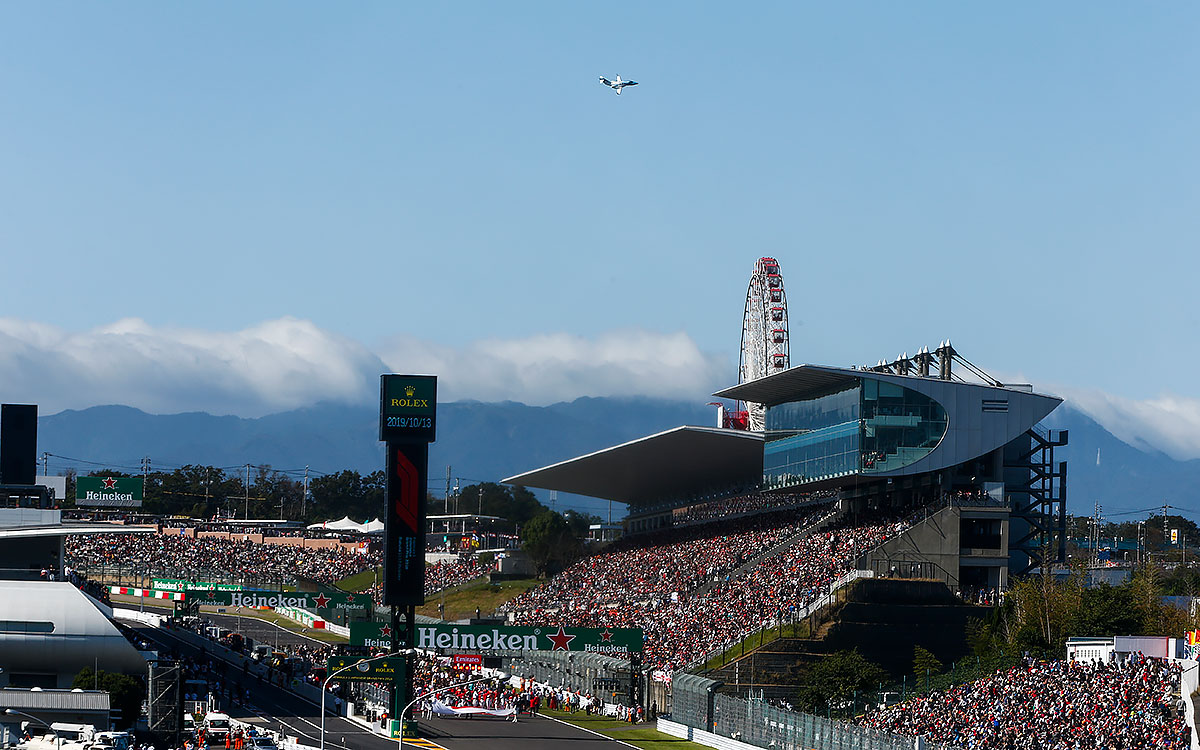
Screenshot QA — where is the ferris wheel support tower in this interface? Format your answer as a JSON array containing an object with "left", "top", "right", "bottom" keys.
[{"left": 738, "top": 257, "right": 790, "bottom": 431}]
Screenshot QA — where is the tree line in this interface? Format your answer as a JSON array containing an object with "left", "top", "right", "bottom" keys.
[{"left": 60, "top": 466, "right": 599, "bottom": 574}]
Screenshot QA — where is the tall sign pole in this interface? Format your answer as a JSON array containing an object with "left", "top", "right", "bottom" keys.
[{"left": 380, "top": 374, "right": 436, "bottom": 737}]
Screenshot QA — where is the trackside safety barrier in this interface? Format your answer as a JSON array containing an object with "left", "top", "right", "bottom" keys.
[{"left": 668, "top": 673, "right": 963, "bottom": 750}]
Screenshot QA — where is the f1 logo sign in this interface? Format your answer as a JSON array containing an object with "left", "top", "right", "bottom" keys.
[{"left": 394, "top": 448, "right": 420, "bottom": 533}]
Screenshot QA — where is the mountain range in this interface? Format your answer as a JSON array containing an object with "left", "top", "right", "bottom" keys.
[{"left": 34, "top": 398, "right": 1200, "bottom": 519}]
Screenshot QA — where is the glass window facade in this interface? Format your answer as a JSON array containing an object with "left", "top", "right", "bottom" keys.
[
  {"left": 860, "top": 379, "right": 947, "bottom": 474},
  {"left": 762, "top": 378, "right": 949, "bottom": 489},
  {"left": 764, "top": 384, "right": 861, "bottom": 489}
]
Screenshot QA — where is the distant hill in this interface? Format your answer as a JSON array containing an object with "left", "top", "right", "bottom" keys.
[
  {"left": 35, "top": 398, "right": 1198, "bottom": 518},
  {"left": 37, "top": 398, "right": 716, "bottom": 517}
]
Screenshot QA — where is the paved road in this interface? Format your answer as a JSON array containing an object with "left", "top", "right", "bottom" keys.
[
  {"left": 112, "top": 595, "right": 327, "bottom": 649},
  {"left": 130, "top": 624, "right": 623, "bottom": 750},
  {"left": 202, "top": 610, "right": 327, "bottom": 650}
]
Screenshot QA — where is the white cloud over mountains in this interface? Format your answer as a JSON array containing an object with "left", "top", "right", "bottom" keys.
[
  {"left": 1055, "top": 388, "right": 1200, "bottom": 462},
  {"left": 379, "top": 330, "right": 731, "bottom": 406},
  {"left": 0, "top": 317, "right": 385, "bottom": 417},
  {"left": 0, "top": 317, "right": 730, "bottom": 417},
  {"left": 4, "top": 315, "right": 1200, "bottom": 462}
]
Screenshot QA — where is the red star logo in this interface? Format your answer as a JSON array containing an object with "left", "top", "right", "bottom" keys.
[
  {"left": 546, "top": 626, "right": 576, "bottom": 651},
  {"left": 204, "top": 590, "right": 218, "bottom": 601},
  {"left": 379, "top": 625, "right": 392, "bottom": 638},
  {"left": 102, "top": 477, "right": 117, "bottom": 489},
  {"left": 312, "top": 593, "right": 330, "bottom": 608},
  {"left": 345, "top": 594, "right": 355, "bottom": 603},
  {"left": 600, "top": 629, "right": 614, "bottom": 642}
]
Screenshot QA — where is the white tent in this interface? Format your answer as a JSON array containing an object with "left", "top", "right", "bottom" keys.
[
  {"left": 306, "top": 516, "right": 367, "bottom": 532},
  {"left": 362, "top": 518, "right": 385, "bottom": 534}
]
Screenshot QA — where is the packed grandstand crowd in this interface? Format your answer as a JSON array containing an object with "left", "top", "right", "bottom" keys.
[
  {"left": 64, "top": 533, "right": 491, "bottom": 597},
  {"left": 671, "top": 489, "right": 837, "bottom": 524},
  {"left": 502, "top": 501, "right": 910, "bottom": 674},
  {"left": 860, "top": 655, "right": 1190, "bottom": 750}
]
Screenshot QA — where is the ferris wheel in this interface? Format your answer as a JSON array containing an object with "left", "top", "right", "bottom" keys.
[{"left": 739, "top": 257, "right": 790, "bottom": 431}]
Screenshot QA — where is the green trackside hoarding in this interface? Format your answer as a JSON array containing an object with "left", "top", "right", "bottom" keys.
[
  {"left": 350, "top": 621, "right": 644, "bottom": 655},
  {"left": 76, "top": 476, "right": 143, "bottom": 507},
  {"left": 153, "top": 579, "right": 244, "bottom": 592},
  {"left": 326, "top": 656, "right": 407, "bottom": 683},
  {"left": 186, "top": 589, "right": 370, "bottom": 612}
]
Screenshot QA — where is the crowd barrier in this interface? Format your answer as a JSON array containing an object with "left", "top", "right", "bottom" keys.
[
  {"left": 504, "top": 649, "right": 646, "bottom": 709},
  {"left": 1178, "top": 659, "right": 1200, "bottom": 750},
  {"left": 669, "top": 672, "right": 959, "bottom": 750}
]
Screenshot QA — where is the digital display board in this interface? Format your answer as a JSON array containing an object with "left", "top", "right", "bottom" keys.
[
  {"left": 384, "top": 441, "right": 427, "bottom": 606},
  {"left": 380, "top": 375, "right": 437, "bottom": 442}
]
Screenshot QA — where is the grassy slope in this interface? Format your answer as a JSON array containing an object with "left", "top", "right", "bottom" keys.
[
  {"left": 416, "top": 578, "right": 541, "bottom": 621},
  {"left": 540, "top": 709, "right": 706, "bottom": 749},
  {"left": 334, "top": 567, "right": 382, "bottom": 592}
]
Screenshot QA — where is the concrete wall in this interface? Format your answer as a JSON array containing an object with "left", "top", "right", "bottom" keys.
[
  {"left": 159, "top": 528, "right": 359, "bottom": 552},
  {"left": 861, "top": 505, "right": 963, "bottom": 587},
  {"left": 859, "top": 504, "right": 1010, "bottom": 591}
]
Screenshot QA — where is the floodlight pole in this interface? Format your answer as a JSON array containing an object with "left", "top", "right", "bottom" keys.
[{"left": 321, "top": 654, "right": 404, "bottom": 750}]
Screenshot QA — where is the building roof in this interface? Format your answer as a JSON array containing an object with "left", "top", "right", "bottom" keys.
[
  {"left": 0, "top": 689, "right": 110, "bottom": 712},
  {"left": 0, "top": 581, "right": 147, "bottom": 677},
  {"left": 713, "top": 363, "right": 1049, "bottom": 405},
  {"left": 0, "top": 525, "right": 156, "bottom": 541},
  {"left": 713, "top": 365, "right": 861, "bottom": 404},
  {"left": 502, "top": 426, "right": 763, "bottom": 507}
]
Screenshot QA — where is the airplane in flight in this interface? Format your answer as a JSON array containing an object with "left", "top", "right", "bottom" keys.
[{"left": 599, "top": 75, "right": 638, "bottom": 95}]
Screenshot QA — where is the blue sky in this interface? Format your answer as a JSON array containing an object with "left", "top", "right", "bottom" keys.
[{"left": 1, "top": 4, "right": 1198, "bottom": 454}]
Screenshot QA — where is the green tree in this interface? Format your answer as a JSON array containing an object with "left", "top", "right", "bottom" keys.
[
  {"left": 563, "top": 510, "right": 602, "bottom": 539},
  {"left": 449, "top": 483, "right": 548, "bottom": 531},
  {"left": 521, "top": 510, "right": 582, "bottom": 575},
  {"left": 72, "top": 667, "right": 144, "bottom": 729},
  {"left": 913, "top": 645, "right": 943, "bottom": 677},
  {"left": 795, "top": 650, "right": 888, "bottom": 713},
  {"left": 308, "top": 470, "right": 385, "bottom": 524},
  {"left": 1071, "top": 583, "right": 1139, "bottom": 637}
]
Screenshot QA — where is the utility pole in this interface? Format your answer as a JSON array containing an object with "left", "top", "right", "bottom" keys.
[
  {"left": 245, "top": 464, "right": 251, "bottom": 519},
  {"left": 445, "top": 466, "right": 452, "bottom": 515},
  {"left": 142, "top": 456, "right": 151, "bottom": 503},
  {"left": 302, "top": 465, "right": 309, "bottom": 519},
  {"left": 1164, "top": 503, "right": 1171, "bottom": 562},
  {"left": 478, "top": 486, "right": 483, "bottom": 516},
  {"left": 41, "top": 452, "right": 49, "bottom": 477}
]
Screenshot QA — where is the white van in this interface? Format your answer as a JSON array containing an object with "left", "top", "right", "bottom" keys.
[{"left": 203, "top": 712, "right": 231, "bottom": 744}]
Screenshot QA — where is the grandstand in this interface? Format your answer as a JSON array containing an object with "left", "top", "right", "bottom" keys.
[{"left": 505, "top": 343, "right": 1067, "bottom": 590}]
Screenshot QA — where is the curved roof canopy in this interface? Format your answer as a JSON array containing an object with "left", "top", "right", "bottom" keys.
[
  {"left": 502, "top": 426, "right": 763, "bottom": 507},
  {"left": 0, "top": 581, "right": 147, "bottom": 679}
]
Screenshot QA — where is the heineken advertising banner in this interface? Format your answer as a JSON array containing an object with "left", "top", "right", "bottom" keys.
[
  {"left": 76, "top": 476, "right": 143, "bottom": 507},
  {"left": 350, "top": 621, "right": 644, "bottom": 654},
  {"left": 326, "top": 656, "right": 406, "bottom": 683},
  {"left": 186, "top": 589, "right": 370, "bottom": 612},
  {"left": 153, "top": 579, "right": 244, "bottom": 592}
]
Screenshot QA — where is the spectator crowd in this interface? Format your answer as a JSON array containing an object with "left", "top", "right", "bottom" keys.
[
  {"left": 503, "top": 503, "right": 909, "bottom": 675},
  {"left": 66, "top": 533, "right": 381, "bottom": 587},
  {"left": 859, "top": 655, "right": 1189, "bottom": 749},
  {"left": 66, "top": 533, "right": 492, "bottom": 602}
]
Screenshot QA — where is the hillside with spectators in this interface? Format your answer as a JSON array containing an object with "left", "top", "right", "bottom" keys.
[
  {"left": 66, "top": 532, "right": 380, "bottom": 585},
  {"left": 859, "top": 655, "right": 1189, "bottom": 750},
  {"left": 502, "top": 503, "right": 911, "bottom": 674}
]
